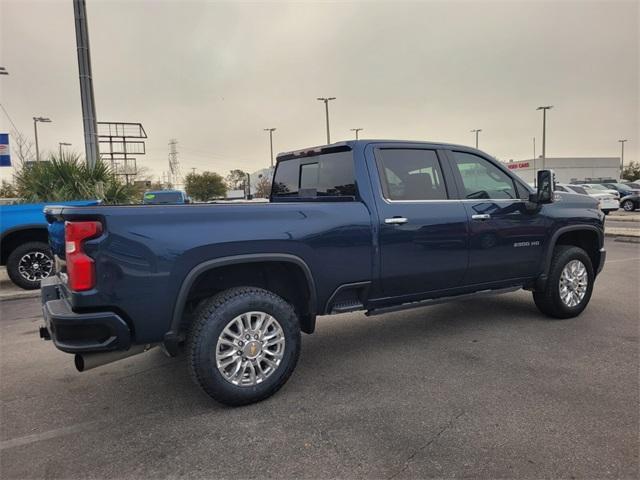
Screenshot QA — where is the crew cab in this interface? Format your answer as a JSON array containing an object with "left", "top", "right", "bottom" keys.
[{"left": 39, "top": 141, "right": 606, "bottom": 406}]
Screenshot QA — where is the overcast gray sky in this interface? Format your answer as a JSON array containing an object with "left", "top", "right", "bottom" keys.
[{"left": 1, "top": 0, "right": 638, "bottom": 181}]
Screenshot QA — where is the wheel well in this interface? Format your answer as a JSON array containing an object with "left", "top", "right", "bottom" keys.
[
  {"left": 0, "top": 228, "right": 49, "bottom": 265},
  {"left": 182, "top": 261, "right": 315, "bottom": 334},
  {"left": 555, "top": 229, "right": 600, "bottom": 273}
]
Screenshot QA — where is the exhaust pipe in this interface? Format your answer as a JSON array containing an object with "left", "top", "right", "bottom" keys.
[{"left": 74, "top": 344, "right": 157, "bottom": 372}]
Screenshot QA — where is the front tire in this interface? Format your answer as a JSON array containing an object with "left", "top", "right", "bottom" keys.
[
  {"left": 533, "top": 246, "right": 594, "bottom": 319},
  {"left": 622, "top": 199, "right": 636, "bottom": 212},
  {"left": 6, "top": 241, "right": 54, "bottom": 290},
  {"left": 188, "top": 287, "right": 301, "bottom": 406}
]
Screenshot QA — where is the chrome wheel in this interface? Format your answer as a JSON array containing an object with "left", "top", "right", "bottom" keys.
[
  {"left": 18, "top": 251, "right": 53, "bottom": 282},
  {"left": 216, "top": 311, "right": 286, "bottom": 387},
  {"left": 559, "top": 259, "right": 588, "bottom": 308}
]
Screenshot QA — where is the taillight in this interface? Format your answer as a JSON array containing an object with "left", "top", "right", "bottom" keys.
[{"left": 65, "top": 221, "right": 102, "bottom": 291}]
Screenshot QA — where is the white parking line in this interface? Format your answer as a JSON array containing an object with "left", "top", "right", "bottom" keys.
[
  {"left": 606, "top": 258, "right": 640, "bottom": 263},
  {"left": 0, "top": 420, "right": 98, "bottom": 451}
]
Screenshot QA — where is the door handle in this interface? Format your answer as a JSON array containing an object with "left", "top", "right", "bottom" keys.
[
  {"left": 384, "top": 217, "right": 408, "bottom": 225},
  {"left": 471, "top": 214, "right": 491, "bottom": 221}
]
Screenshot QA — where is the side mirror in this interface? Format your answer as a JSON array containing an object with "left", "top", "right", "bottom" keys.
[{"left": 536, "top": 169, "right": 555, "bottom": 204}]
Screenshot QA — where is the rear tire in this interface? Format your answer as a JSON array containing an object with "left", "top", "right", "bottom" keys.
[
  {"left": 622, "top": 199, "right": 635, "bottom": 212},
  {"left": 533, "top": 245, "right": 594, "bottom": 319},
  {"left": 6, "top": 241, "right": 54, "bottom": 290},
  {"left": 188, "top": 287, "right": 301, "bottom": 406}
]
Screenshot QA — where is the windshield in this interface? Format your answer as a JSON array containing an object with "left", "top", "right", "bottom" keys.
[{"left": 143, "top": 191, "right": 183, "bottom": 204}]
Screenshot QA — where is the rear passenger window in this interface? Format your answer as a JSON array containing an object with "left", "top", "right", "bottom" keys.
[
  {"left": 451, "top": 151, "right": 516, "bottom": 200},
  {"left": 376, "top": 149, "right": 448, "bottom": 201}
]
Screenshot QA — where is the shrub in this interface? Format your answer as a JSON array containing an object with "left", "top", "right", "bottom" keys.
[{"left": 14, "top": 152, "right": 137, "bottom": 204}]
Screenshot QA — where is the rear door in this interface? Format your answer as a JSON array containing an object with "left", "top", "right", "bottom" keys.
[
  {"left": 368, "top": 145, "right": 468, "bottom": 299},
  {"left": 446, "top": 150, "right": 548, "bottom": 285}
]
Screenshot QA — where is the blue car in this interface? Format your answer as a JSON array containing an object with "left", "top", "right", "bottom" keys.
[{"left": 0, "top": 200, "right": 99, "bottom": 289}]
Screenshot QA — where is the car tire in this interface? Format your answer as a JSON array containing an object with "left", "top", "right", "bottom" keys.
[
  {"left": 603, "top": 210, "right": 609, "bottom": 216},
  {"left": 6, "top": 241, "right": 55, "bottom": 290},
  {"left": 533, "top": 245, "right": 594, "bottom": 319},
  {"left": 188, "top": 286, "right": 301, "bottom": 406},
  {"left": 622, "top": 200, "right": 636, "bottom": 212}
]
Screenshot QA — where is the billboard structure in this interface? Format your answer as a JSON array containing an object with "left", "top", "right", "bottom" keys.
[{"left": 97, "top": 122, "right": 147, "bottom": 184}]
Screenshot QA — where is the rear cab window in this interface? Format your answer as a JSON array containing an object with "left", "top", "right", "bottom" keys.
[{"left": 271, "top": 147, "right": 356, "bottom": 200}]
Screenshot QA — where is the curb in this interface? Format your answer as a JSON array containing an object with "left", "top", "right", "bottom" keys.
[
  {"left": 613, "top": 236, "right": 640, "bottom": 244},
  {"left": 0, "top": 290, "right": 40, "bottom": 302}
]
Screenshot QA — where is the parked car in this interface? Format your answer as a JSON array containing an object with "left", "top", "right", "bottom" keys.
[
  {"left": 579, "top": 183, "right": 620, "bottom": 199},
  {"left": 555, "top": 183, "right": 618, "bottom": 215},
  {"left": 620, "top": 194, "right": 640, "bottom": 212},
  {"left": 0, "top": 200, "right": 99, "bottom": 289},
  {"left": 142, "top": 190, "right": 190, "bottom": 204},
  {"left": 600, "top": 182, "right": 639, "bottom": 199},
  {"left": 39, "top": 141, "right": 605, "bottom": 406}
]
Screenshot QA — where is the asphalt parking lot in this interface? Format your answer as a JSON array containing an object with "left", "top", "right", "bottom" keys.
[{"left": 0, "top": 239, "right": 638, "bottom": 479}]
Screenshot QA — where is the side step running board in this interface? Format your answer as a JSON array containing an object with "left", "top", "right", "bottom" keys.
[{"left": 365, "top": 286, "right": 521, "bottom": 317}]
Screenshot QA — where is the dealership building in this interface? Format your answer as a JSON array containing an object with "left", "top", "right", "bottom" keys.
[{"left": 503, "top": 157, "right": 620, "bottom": 184}]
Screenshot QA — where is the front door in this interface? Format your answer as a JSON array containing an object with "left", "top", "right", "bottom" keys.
[
  {"left": 370, "top": 146, "right": 469, "bottom": 299},
  {"left": 446, "top": 150, "right": 548, "bottom": 285}
]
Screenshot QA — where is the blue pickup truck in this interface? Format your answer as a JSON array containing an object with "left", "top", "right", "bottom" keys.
[
  {"left": 0, "top": 200, "right": 99, "bottom": 289},
  {"left": 39, "top": 141, "right": 605, "bottom": 406}
]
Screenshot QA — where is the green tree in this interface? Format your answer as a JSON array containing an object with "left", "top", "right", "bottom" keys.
[
  {"left": 0, "top": 179, "right": 16, "bottom": 198},
  {"left": 226, "top": 169, "right": 247, "bottom": 190},
  {"left": 254, "top": 175, "right": 272, "bottom": 198},
  {"left": 185, "top": 171, "right": 226, "bottom": 201},
  {"left": 622, "top": 161, "right": 640, "bottom": 181},
  {"left": 13, "top": 151, "right": 137, "bottom": 204}
]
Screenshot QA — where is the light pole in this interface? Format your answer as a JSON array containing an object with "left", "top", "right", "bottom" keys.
[
  {"left": 264, "top": 128, "right": 276, "bottom": 167},
  {"left": 350, "top": 128, "right": 363, "bottom": 140},
  {"left": 470, "top": 129, "right": 482, "bottom": 148},
  {"left": 33, "top": 117, "right": 52, "bottom": 162},
  {"left": 618, "top": 139, "right": 627, "bottom": 178},
  {"left": 537, "top": 105, "right": 553, "bottom": 170},
  {"left": 58, "top": 142, "right": 71, "bottom": 157},
  {"left": 317, "top": 97, "right": 336, "bottom": 144},
  {"left": 0, "top": 67, "right": 8, "bottom": 75}
]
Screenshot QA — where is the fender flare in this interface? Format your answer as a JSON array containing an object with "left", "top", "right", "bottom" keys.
[
  {"left": 537, "top": 225, "right": 603, "bottom": 289},
  {"left": 164, "top": 253, "right": 317, "bottom": 350}
]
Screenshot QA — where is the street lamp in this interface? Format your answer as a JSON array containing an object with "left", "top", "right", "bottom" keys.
[
  {"left": 350, "top": 128, "right": 363, "bottom": 140},
  {"left": 0, "top": 67, "right": 8, "bottom": 75},
  {"left": 536, "top": 105, "right": 553, "bottom": 170},
  {"left": 58, "top": 142, "right": 72, "bottom": 157},
  {"left": 33, "top": 117, "right": 52, "bottom": 162},
  {"left": 618, "top": 139, "right": 628, "bottom": 178},
  {"left": 263, "top": 128, "right": 276, "bottom": 167},
  {"left": 470, "top": 129, "right": 482, "bottom": 148},
  {"left": 317, "top": 97, "right": 336, "bottom": 144}
]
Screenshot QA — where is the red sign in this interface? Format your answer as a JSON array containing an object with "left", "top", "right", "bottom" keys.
[{"left": 507, "top": 162, "right": 530, "bottom": 170}]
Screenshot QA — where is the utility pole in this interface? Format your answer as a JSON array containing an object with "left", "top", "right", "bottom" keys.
[
  {"left": 73, "top": 0, "right": 99, "bottom": 168},
  {"left": 618, "top": 139, "right": 627, "bottom": 178},
  {"left": 350, "top": 128, "right": 363, "bottom": 140},
  {"left": 470, "top": 129, "right": 482, "bottom": 148},
  {"left": 317, "top": 97, "right": 336, "bottom": 144},
  {"left": 263, "top": 128, "right": 276, "bottom": 167},
  {"left": 33, "top": 117, "right": 51, "bottom": 162},
  {"left": 58, "top": 142, "right": 71, "bottom": 157},
  {"left": 191, "top": 167, "right": 196, "bottom": 175},
  {"left": 533, "top": 137, "right": 536, "bottom": 160},
  {"left": 537, "top": 105, "right": 553, "bottom": 170}
]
